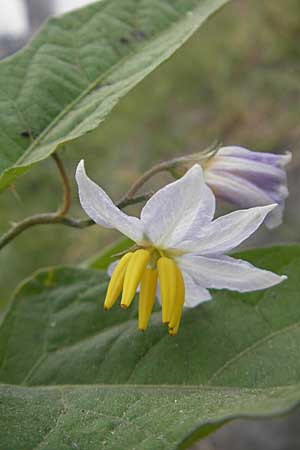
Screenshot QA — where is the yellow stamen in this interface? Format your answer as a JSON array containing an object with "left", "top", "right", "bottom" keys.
[
  {"left": 138, "top": 268, "right": 158, "bottom": 331},
  {"left": 169, "top": 266, "right": 185, "bottom": 335},
  {"left": 104, "top": 252, "right": 133, "bottom": 310},
  {"left": 121, "top": 249, "right": 151, "bottom": 308},
  {"left": 157, "top": 256, "right": 177, "bottom": 324},
  {"left": 169, "top": 322, "right": 180, "bottom": 336}
]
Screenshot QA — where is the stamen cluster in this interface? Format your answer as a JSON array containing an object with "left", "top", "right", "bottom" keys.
[{"left": 104, "top": 248, "right": 184, "bottom": 335}]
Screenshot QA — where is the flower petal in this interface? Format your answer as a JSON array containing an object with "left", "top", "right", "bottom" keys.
[
  {"left": 265, "top": 204, "right": 284, "bottom": 229},
  {"left": 174, "top": 184, "right": 216, "bottom": 245},
  {"left": 181, "top": 269, "right": 211, "bottom": 307},
  {"left": 205, "top": 171, "right": 274, "bottom": 207},
  {"left": 205, "top": 170, "right": 287, "bottom": 229},
  {"left": 216, "top": 146, "right": 292, "bottom": 167},
  {"left": 178, "top": 254, "right": 286, "bottom": 292},
  {"left": 208, "top": 156, "right": 287, "bottom": 188},
  {"left": 141, "top": 164, "right": 215, "bottom": 248},
  {"left": 179, "top": 204, "right": 276, "bottom": 255},
  {"left": 76, "top": 160, "right": 144, "bottom": 243}
]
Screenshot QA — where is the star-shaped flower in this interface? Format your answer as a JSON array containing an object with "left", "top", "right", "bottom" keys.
[{"left": 76, "top": 160, "right": 286, "bottom": 335}]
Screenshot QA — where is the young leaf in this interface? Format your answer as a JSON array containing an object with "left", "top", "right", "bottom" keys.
[
  {"left": 0, "top": 246, "right": 300, "bottom": 449},
  {"left": 0, "top": 0, "right": 230, "bottom": 192}
]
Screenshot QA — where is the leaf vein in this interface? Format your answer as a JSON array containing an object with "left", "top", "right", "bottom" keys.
[{"left": 207, "top": 320, "right": 300, "bottom": 384}]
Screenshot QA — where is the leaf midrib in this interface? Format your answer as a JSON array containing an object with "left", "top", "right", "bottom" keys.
[
  {"left": 16, "top": 1, "right": 213, "bottom": 166},
  {"left": 1, "top": 383, "right": 300, "bottom": 391}
]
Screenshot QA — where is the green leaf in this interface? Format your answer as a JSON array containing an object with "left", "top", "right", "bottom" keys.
[
  {"left": 1, "top": 246, "right": 300, "bottom": 449},
  {"left": 0, "top": 0, "right": 230, "bottom": 192},
  {"left": 0, "top": 384, "right": 298, "bottom": 450}
]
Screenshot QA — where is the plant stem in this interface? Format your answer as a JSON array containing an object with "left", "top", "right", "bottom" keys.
[
  {"left": 0, "top": 192, "right": 152, "bottom": 250},
  {"left": 52, "top": 153, "right": 71, "bottom": 216},
  {"left": 122, "top": 160, "right": 174, "bottom": 200},
  {"left": 0, "top": 145, "right": 216, "bottom": 252},
  {"left": 121, "top": 144, "right": 218, "bottom": 201}
]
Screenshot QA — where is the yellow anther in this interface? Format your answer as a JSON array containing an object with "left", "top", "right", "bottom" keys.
[
  {"left": 121, "top": 249, "right": 151, "bottom": 308},
  {"left": 104, "top": 252, "right": 133, "bottom": 310},
  {"left": 169, "top": 322, "right": 180, "bottom": 336},
  {"left": 157, "top": 257, "right": 177, "bottom": 324},
  {"left": 138, "top": 268, "right": 158, "bottom": 331},
  {"left": 169, "top": 266, "right": 185, "bottom": 335}
]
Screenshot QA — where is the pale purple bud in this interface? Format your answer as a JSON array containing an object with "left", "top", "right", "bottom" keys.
[{"left": 203, "top": 146, "right": 292, "bottom": 229}]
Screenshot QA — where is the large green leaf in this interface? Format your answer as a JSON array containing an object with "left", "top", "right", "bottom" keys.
[
  {"left": 0, "top": 0, "right": 230, "bottom": 192},
  {"left": 0, "top": 384, "right": 298, "bottom": 450},
  {"left": 1, "top": 246, "right": 300, "bottom": 449}
]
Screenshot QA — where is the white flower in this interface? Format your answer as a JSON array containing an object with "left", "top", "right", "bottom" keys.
[
  {"left": 76, "top": 160, "right": 286, "bottom": 335},
  {"left": 203, "top": 146, "right": 292, "bottom": 229}
]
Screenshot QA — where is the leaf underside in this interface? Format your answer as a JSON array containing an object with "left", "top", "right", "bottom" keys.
[
  {"left": 0, "top": 0, "right": 230, "bottom": 192},
  {"left": 0, "top": 245, "right": 300, "bottom": 449}
]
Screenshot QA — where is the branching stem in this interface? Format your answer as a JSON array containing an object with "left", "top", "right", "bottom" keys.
[
  {"left": 0, "top": 191, "right": 152, "bottom": 250},
  {"left": 0, "top": 145, "right": 217, "bottom": 252}
]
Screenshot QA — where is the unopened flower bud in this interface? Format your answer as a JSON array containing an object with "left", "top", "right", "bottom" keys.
[{"left": 202, "top": 146, "right": 291, "bottom": 229}]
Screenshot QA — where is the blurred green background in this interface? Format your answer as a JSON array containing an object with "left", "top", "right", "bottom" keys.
[{"left": 0, "top": 0, "right": 299, "bottom": 308}]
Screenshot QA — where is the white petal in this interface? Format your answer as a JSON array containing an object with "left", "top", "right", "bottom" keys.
[
  {"left": 178, "top": 254, "right": 286, "bottom": 292},
  {"left": 265, "top": 204, "right": 284, "bottom": 229},
  {"left": 181, "top": 269, "right": 211, "bottom": 307},
  {"left": 180, "top": 204, "right": 276, "bottom": 255},
  {"left": 141, "top": 164, "right": 215, "bottom": 248},
  {"left": 173, "top": 184, "right": 216, "bottom": 245},
  {"left": 76, "top": 160, "right": 144, "bottom": 243}
]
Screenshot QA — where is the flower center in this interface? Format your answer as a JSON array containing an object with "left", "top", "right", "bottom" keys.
[{"left": 104, "top": 248, "right": 185, "bottom": 335}]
